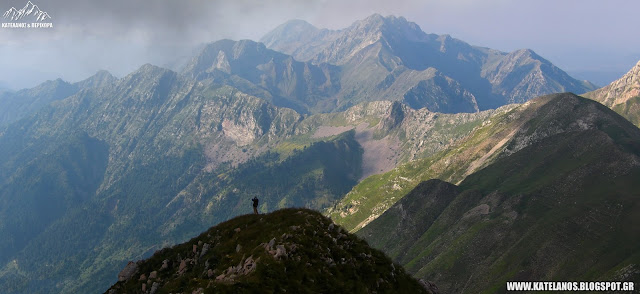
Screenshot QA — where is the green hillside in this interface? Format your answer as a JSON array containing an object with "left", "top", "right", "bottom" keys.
[
  {"left": 358, "top": 93, "right": 640, "bottom": 293},
  {"left": 106, "top": 209, "right": 432, "bottom": 294},
  {"left": 0, "top": 66, "right": 363, "bottom": 293},
  {"left": 330, "top": 93, "right": 627, "bottom": 232}
]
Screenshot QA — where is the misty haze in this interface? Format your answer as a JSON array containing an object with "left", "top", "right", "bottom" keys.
[{"left": 0, "top": 1, "right": 639, "bottom": 293}]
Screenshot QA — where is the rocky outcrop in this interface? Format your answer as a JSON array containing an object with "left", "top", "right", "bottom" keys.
[
  {"left": 583, "top": 60, "right": 640, "bottom": 126},
  {"left": 117, "top": 261, "right": 139, "bottom": 282},
  {"left": 584, "top": 60, "right": 640, "bottom": 106},
  {"left": 482, "top": 49, "right": 597, "bottom": 104}
]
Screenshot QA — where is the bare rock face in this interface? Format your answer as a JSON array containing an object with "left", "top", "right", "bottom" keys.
[
  {"left": 178, "top": 259, "right": 188, "bottom": 275},
  {"left": 584, "top": 60, "right": 640, "bottom": 106},
  {"left": 241, "top": 256, "right": 259, "bottom": 275},
  {"left": 215, "top": 256, "right": 260, "bottom": 282},
  {"left": 150, "top": 282, "right": 159, "bottom": 294},
  {"left": 117, "top": 261, "right": 139, "bottom": 282},
  {"left": 159, "top": 259, "right": 169, "bottom": 271},
  {"left": 583, "top": 60, "right": 640, "bottom": 126},
  {"left": 274, "top": 245, "right": 287, "bottom": 259},
  {"left": 200, "top": 243, "right": 210, "bottom": 258}
]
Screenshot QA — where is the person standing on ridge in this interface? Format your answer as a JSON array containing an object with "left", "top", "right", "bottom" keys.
[{"left": 252, "top": 197, "right": 259, "bottom": 214}]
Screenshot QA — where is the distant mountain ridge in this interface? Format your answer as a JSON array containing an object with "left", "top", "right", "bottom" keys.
[
  {"left": 261, "top": 14, "right": 596, "bottom": 112},
  {"left": 1, "top": 14, "right": 594, "bottom": 117},
  {"left": 0, "top": 70, "right": 116, "bottom": 126},
  {"left": 182, "top": 39, "right": 341, "bottom": 114}
]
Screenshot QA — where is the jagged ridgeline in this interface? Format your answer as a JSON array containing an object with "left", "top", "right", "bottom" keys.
[
  {"left": 260, "top": 14, "right": 596, "bottom": 112},
  {"left": 106, "top": 209, "right": 433, "bottom": 294}
]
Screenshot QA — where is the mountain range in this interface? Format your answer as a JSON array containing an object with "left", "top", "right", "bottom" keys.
[
  {"left": 326, "top": 56, "right": 640, "bottom": 233},
  {"left": 0, "top": 70, "right": 116, "bottom": 126},
  {"left": 261, "top": 14, "right": 596, "bottom": 112},
  {"left": 0, "top": 13, "right": 637, "bottom": 294},
  {"left": 180, "top": 14, "right": 596, "bottom": 115}
]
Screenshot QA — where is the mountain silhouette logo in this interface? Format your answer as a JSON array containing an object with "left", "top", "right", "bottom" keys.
[{"left": 3, "top": 1, "right": 51, "bottom": 22}]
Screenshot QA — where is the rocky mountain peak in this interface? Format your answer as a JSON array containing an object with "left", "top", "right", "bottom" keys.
[
  {"left": 74, "top": 70, "right": 117, "bottom": 89},
  {"left": 182, "top": 39, "right": 283, "bottom": 78},
  {"left": 582, "top": 59, "right": 640, "bottom": 126},
  {"left": 508, "top": 48, "right": 546, "bottom": 64},
  {"left": 354, "top": 13, "right": 386, "bottom": 29},
  {"left": 230, "top": 39, "right": 268, "bottom": 59},
  {"left": 584, "top": 60, "right": 640, "bottom": 106},
  {"left": 310, "top": 14, "right": 430, "bottom": 66},
  {"left": 351, "top": 14, "right": 427, "bottom": 43},
  {"left": 261, "top": 19, "right": 319, "bottom": 45},
  {"left": 259, "top": 19, "right": 336, "bottom": 61},
  {"left": 118, "top": 64, "right": 177, "bottom": 100},
  {"left": 131, "top": 63, "right": 173, "bottom": 76}
]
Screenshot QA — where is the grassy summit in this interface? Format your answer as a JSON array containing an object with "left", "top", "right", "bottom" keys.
[{"left": 106, "top": 208, "right": 432, "bottom": 294}]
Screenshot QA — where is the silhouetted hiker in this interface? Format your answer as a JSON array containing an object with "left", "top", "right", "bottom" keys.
[{"left": 252, "top": 197, "right": 259, "bottom": 214}]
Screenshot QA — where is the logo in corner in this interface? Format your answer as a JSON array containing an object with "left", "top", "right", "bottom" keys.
[{"left": 2, "top": 1, "right": 53, "bottom": 29}]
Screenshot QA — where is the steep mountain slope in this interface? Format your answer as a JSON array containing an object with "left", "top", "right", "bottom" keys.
[
  {"left": 0, "top": 57, "right": 530, "bottom": 293},
  {"left": 182, "top": 39, "right": 340, "bottom": 113},
  {"left": 290, "top": 100, "right": 511, "bottom": 178},
  {"left": 6, "top": 57, "right": 585, "bottom": 293},
  {"left": 482, "top": 49, "right": 596, "bottom": 103},
  {"left": 0, "top": 79, "right": 77, "bottom": 125},
  {"left": 0, "top": 14, "right": 610, "bottom": 294},
  {"left": 0, "top": 71, "right": 116, "bottom": 125},
  {"left": 262, "top": 14, "right": 596, "bottom": 112},
  {"left": 260, "top": 19, "right": 340, "bottom": 62},
  {"left": 358, "top": 93, "right": 640, "bottom": 293},
  {"left": 583, "top": 60, "right": 640, "bottom": 127},
  {"left": 329, "top": 93, "right": 639, "bottom": 231},
  {"left": 0, "top": 64, "right": 366, "bottom": 294},
  {"left": 106, "top": 208, "right": 433, "bottom": 294},
  {"left": 0, "top": 55, "right": 524, "bottom": 293}
]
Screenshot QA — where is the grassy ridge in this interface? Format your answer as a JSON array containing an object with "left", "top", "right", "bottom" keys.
[
  {"left": 106, "top": 208, "right": 431, "bottom": 294},
  {"left": 357, "top": 94, "right": 640, "bottom": 293}
]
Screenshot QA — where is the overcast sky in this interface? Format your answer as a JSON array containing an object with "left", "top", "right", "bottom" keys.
[{"left": 1, "top": 0, "right": 638, "bottom": 89}]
